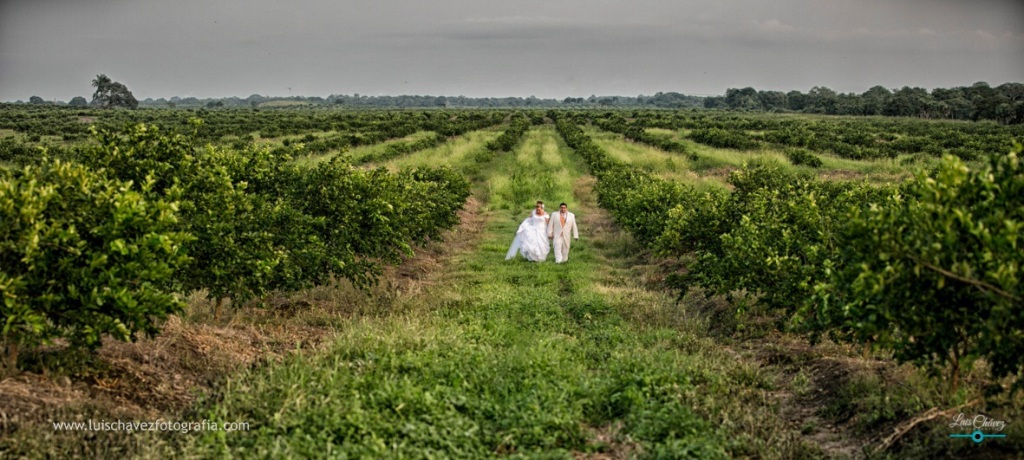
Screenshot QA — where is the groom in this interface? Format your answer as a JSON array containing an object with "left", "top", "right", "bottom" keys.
[{"left": 547, "top": 202, "right": 579, "bottom": 264}]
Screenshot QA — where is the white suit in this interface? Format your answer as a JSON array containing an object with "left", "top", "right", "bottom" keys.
[{"left": 547, "top": 211, "right": 579, "bottom": 263}]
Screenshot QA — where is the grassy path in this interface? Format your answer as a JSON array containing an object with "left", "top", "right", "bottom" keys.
[{"left": 152, "top": 126, "right": 819, "bottom": 459}]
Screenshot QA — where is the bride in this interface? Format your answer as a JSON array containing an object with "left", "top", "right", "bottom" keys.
[{"left": 505, "top": 201, "right": 551, "bottom": 262}]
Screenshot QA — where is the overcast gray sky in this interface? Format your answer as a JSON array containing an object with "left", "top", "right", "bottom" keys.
[{"left": 1, "top": 0, "right": 1021, "bottom": 101}]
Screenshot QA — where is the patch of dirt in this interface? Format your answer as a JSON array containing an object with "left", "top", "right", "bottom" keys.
[
  {"left": 0, "top": 310, "right": 333, "bottom": 433},
  {"left": 387, "top": 196, "right": 487, "bottom": 294},
  {"left": 572, "top": 176, "right": 617, "bottom": 237},
  {"left": 699, "top": 165, "right": 739, "bottom": 181},
  {"left": 729, "top": 330, "right": 984, "bottom": 459},
  {"left": 819, "top": 169, "right": 865, "bottom": 181},
  {"left": 573, "top": 422, "right": 642, "bottom": 459}
]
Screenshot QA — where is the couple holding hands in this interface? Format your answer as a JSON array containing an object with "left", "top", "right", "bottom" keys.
[{"left": 505, "top": 201, "right": 579, "bottom": 263}]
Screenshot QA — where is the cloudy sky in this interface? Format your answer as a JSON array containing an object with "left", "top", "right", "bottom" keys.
[{"left": 1, "top": 0, "right": 1021, "bottom": 101}]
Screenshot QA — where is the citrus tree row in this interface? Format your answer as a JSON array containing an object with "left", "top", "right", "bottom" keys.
[
  {"left": 0, "top": 121, "right": 472, "bottom": 370},
  {"left": 0, "top": 104, "right": 510, "bottom": 141},
  {"left": 1, "top": 108, "right": 507, "bottom": 166},
  {"left": 552, "top": 111, "right": 1023, "bottom": 391},
  {"left": 587, "top": 110, "right": 1022, "bottom": 161},
  {"left": 485, "top": 112, "right": 532, "bottom": 153}
]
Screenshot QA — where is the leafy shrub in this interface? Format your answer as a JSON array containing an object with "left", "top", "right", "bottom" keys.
[
  {"left": 784, "top": 148, "right": 823, "bottom": 167},
  {"left": 485, "top": 113, "right": 530, "bottom": 152},
  {"left": 78, "top": 123, "right": 472, "bottom": 313},
  {"left": 688, "top": 128, "right": 760, "bottom": 150},
  {"left": 816, "top": 147, "right": 1024, "bottom": 389},
  {"left": 0, "top": 138, "right": 36, "bottom": 163},
  {"left": 0, "top": 160, "right": 190, "bottom": 365}
]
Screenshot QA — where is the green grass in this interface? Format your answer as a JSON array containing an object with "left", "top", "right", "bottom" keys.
[
  {"left": 145, "top": 125, "right": 822, "bottom": 459},
  {"left": 584, "top": 127, "right": 728, "bottom": 191},
  {"left": 292, "top": 130, "right": 439, "bottom": 166},
  {"left": 384, "top": 128, "right": 502, "bottom": 173},
  {"left": 487, "top": 127, "right": 580, "bottom": 211}
]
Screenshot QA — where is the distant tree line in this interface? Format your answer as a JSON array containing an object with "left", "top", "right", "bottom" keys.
[
  {"left": 14, "top": 79, "right": 1022, "bottom": 123},
  {"left": 703, "top": 82, "right": 1024, "bottom": 124},
  {"left": 112, "top": 92, "right": 705, "bottom": 109}
]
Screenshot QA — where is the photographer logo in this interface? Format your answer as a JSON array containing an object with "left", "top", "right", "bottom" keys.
[{"left": 948, "top": 413, "right": 1007, "bottom": 444}]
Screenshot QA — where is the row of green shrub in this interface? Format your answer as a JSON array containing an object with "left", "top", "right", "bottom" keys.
[
  {"left": 617, "top": 110, "right": 1022, "bottom": 160},
  {"left": 0, "top": 104, "right": 509, "bottom": 141},
  {"left": 485, "top": 112, "right": 531, "bottom": 152},
  {"left": 553, "top": 111, "right": 1023, "bottom": 391},
  {"left": 354, "top": 133, "right": 446, "bottom": 164},
  {"left": 0, "top": 121, "right": 471, "bottom": 368}
]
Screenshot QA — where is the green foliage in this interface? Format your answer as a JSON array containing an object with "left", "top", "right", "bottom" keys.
[
  {"left": 289, "top": 160, "right": 467, "bottom": 288},
  {"left": 0, "top": 105, "right": 507, "bottom": 146},
  {"left": 0, "top": 117, "right": 477, "bottom": 366},
  {"left": 80, "top": 123, "right": 282, "bottom": 304},
  {"left": 354, "top": 132, "right": 445, "bottom": 164},
  {"left": 784, "top": 147, "right": 823, "bottom": 167},
  {"left": 648, "top": 160, "right": 889, "bottom": 323},
  {"left": 616, "top": 110, "right": 1020, "bottom": 160},
  {"left": 596, "top": 168, "right": 688, "bottom": 246},
  {"left": 485, "top": 112, "right": 530, "bottom": 152},
  {"left": 399, "top": 167, "right": 472, "bottom": 242},
  {"left": 816, "top": 147, "right": 1024, "bottom": 386},
  {"left": 0, "top": 160, "right": 189, "bottom": 355},
  {"left": 0, "top": 137, "right": 35, "bottom": 163},
  {"left": 551, "top": 113, "right": 620, "bottom": 175},
  {"left": 688, "top": 128, "right": 761, "bottom": 150},
  {"left": 712, "top": 82, "right": 1024, "bottom": 125},
  {"left": 555, "top": 111, "right": 1024, "bottom": 390},
  {"left": 79, "top": 122, "right": 472, "bottom": 306}
]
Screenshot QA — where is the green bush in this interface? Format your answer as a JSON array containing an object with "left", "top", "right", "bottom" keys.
[
  {"left": 817, "top": 147, "right": 1024, "bottom": 389},
  {"left": 784, "top": 148, "right": 823, "bottom": 167},
  {"left": 0, "top": 160, "right": 190, "bottom": 365},
  {"left": 688, "top": 128, "right": 760, "bottom": 150},
  {"left": 80, "top": 123, "right": 284, "bottom": 307},
  {"left": 485, "top": 113, "right": 530, "bottom": 152},
  {"left": 655, "top": 161, "right": 891, "bottom": 321},
  {"left": 79, "top": 123, "right": 472, "bottom": 312},
  {"left": 0, "top": 137, "right": 35, "bottom": 163}
]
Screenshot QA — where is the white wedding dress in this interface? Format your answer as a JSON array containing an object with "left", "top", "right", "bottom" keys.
[{"left": 505, "top": 210, "right": 551, "bottom": 262}]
